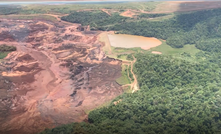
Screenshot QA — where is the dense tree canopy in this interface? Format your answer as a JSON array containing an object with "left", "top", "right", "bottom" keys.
[
  {"left": 137, "top": 13, "right": 168, "bottom": 19},
  {"left": 196, "top": 39, "right": 221, "bottom": 53},
  {"left": 0, "top": 6, "right": 21, "bottom": 15},
  {"left": 61, "top": 11, "right": 110, "bottom": 26},
  {"left": 61, "top": 11, "right": 128, "bottom": 30}
]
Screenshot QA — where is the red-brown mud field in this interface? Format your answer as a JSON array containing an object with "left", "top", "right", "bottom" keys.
[{"left": 0, "top": 19, "right": 123, "bottom": 134}]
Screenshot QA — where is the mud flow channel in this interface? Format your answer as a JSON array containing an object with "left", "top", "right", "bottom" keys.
[{"left": 0, "top": 19, "right": 123, "bottom": 134}]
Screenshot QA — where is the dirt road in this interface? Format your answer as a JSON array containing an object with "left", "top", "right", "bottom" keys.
[
  {"left": 122, "top": 55, "right": 138, "bottom": 93},
  {"left": 131, "top": 55, "right": 138, "bottom": 93},
  {"left": 101, "top": 9, "right": 111, "bottom": 16}
]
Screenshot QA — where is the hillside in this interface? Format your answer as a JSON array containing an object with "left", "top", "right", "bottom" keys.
[
  {"left": 1, "top": 1, "right": 221, "bottom": 134},
  {"left": 41, "top": 2, "right": 221, "bottom": 134},
  {"left": 41, "top": 52, "right": 221, "bottom": 134}
]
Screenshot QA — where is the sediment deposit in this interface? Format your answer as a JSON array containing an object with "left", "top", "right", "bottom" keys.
[{"left": 0, "top": 19, "right": 123, "bottom": 134}]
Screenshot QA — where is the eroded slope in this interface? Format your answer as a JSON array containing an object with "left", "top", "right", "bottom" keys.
[{"left": 0, "top": 19, "right": 123, "bottom": 134}]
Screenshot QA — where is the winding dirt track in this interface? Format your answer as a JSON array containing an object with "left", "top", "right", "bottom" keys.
[
  {"left": 131, "top": 55, "right": 138, "bottom": 93},
  {"left": 122, "top": 55, "right": 138, "bottom": 93},
  {"left": 101, "top": 9, "right": 111, "bottom": 16}
]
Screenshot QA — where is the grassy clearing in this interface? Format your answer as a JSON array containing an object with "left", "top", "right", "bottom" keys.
[
  {"left": 112, "top": 47, "right": 143, "bottom": 54},
  {"left": 107, "top": 47, "right": 144, "bottom": 60},
  {"left": 0, "top": 52, "right": 9, "bottom": 59},
  {"left": 150, "top": 40, "right": 200, "bottom": 56},
  {"left": 122, "top": 86, "right": 132, "bottom": 93},
  {"left": 0, "top": 14, "right": 58, "bottom": 22},
  {"left": 149, "top": 40, "right": 201, "bottom": 63},
  {"left": 117, "top": 54, "right": 128, "bottom": 61},
  {"left": 116, "top": 65, "right": 131, "bottom": 85}
]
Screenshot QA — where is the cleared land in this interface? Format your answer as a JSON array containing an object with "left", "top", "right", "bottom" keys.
[
  {"left": 120, "top": 10, "right": 136, "bottom": 18},
  {"left": 108, "top": 34, "right": 162, "bottom": 50},
  {"left": 0, "top": 52, "right": 8, "bottom": 59},
  {"left": 150, "top": 40, "right": 200, "bottom": 55},
  {"left": 152, "top": 51, "right": 162, "bottom": 54},
  {"left": 116, "top": 64, "right": 131, "bottom": 85}
]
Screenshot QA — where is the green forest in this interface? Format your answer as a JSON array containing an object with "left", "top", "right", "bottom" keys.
[
  {"left": 39, "top": 6, "right": 221, "bottom": 134},
  {"left": 137, "top": 13, "right": 169, "bottom": 19},
  {"left": 61, "top": 11, "right": 129, "bottom": 30},
  {"left": 0, "top": 5, "right": 22, "bottom": 15}
]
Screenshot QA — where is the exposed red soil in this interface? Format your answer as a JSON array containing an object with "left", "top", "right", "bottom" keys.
[
  {"left": 101, "top": 9, "right": 111, "bottom": 16},
  {"left": 0, "top": 19, "right": 123, "bottom": 134},
  {"left": 120, "top": 10, "right": 136, "bottom": 18}
]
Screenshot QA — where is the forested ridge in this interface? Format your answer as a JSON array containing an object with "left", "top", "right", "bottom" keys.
[
  {"left": 61, "top": 11, "right": 128, "bottom": 30},
  {"left": 0, "top": 6, "right": 22, "bottom": 15}
]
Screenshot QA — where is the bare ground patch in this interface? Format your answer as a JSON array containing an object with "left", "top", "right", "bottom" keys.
[
  {"left": 0, "top": 19, "right": 123, "bottom": 134},
  {"left": 152, "top": 51, "right": 162, "bottom": 54},
  {"left": 120, "top": 10, "right": 136, "bottom": 18},
  {"left": 101, "top": 9, "right": 111, "bottom": 16}
]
